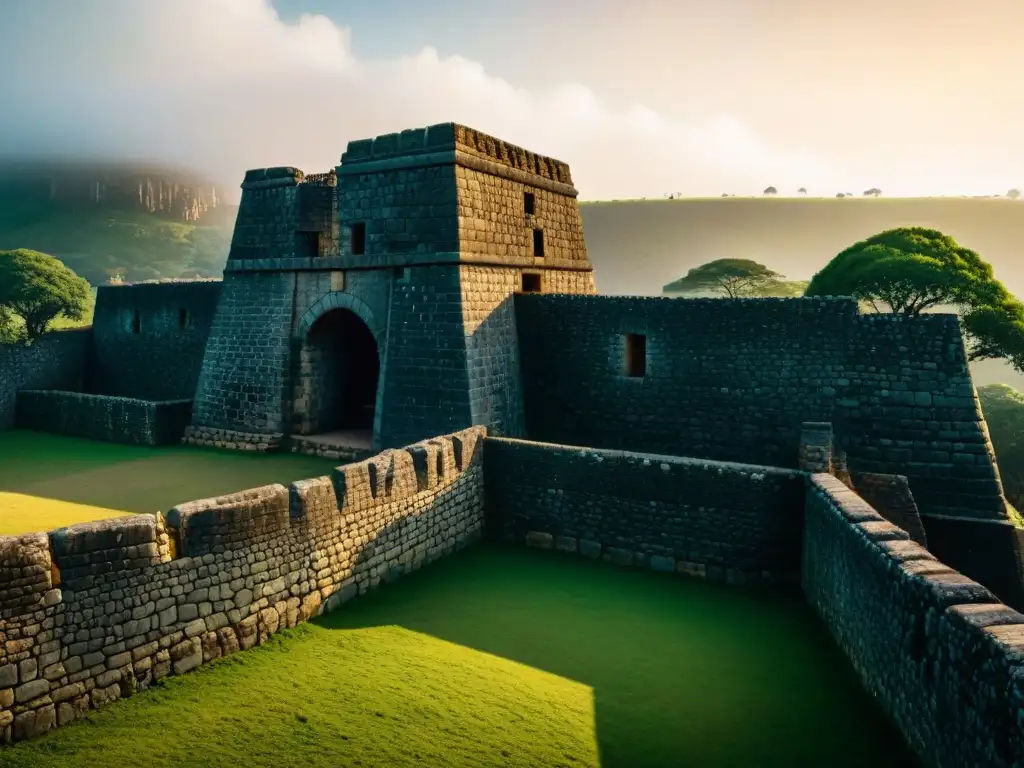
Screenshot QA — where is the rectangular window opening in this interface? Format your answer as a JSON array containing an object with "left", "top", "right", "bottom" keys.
[
  {"left": 521, "top": 272, "right": 542, "bottom": 293},
  {"left": 524, "top": 191, "right": 535, "bottom": 215},
  {"left": 625, "top": 334, "right": 647, "bottom": 378},
  {"left": 131, "top": 309, "right": 141, "bottom": 335},
  {"left": 533, "top": 228, "right": 545, "bottom": 258},
  {"left": 178, "top": 307, "right": 188, "bottom": 329},
  {"left": 297, "top": 231, "right": 321, "bottom": 258},
  {"left": 350, "top": 222, "right": 366, "bottom": 255},
  {"left": 394, "top": 266, "right": 410, "bottom": 282}
]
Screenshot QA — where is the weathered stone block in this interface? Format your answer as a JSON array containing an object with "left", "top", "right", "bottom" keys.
[
  {"left": 13, "top": 705, "right": 54, "bottom": 740},
  {"left": 554, "top": 536, "right": 577, "bottom": 553},
  {"left": 525, "top": 531, "right": 553, "bottom": 549},
  {"left": 14, "top": 679, "right": 49, "bottom": 704}
]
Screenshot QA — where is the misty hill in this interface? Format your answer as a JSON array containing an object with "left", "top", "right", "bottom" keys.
[
  {"left": 0, "top": 160, "right": 235, "bottom": 284},
  {"left": 580, "top": 197, "right": 1024, "bottom": 390}
]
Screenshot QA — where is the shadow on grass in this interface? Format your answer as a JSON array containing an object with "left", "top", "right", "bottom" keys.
[{"left": 315, "top": 543, "right": 920, "bottom": 768}]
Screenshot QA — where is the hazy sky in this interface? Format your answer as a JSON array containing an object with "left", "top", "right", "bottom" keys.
[{"left": 0, "top": 0, "right": 1021, "bottom": 200}]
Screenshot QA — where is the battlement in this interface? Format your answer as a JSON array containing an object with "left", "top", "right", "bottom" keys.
[
  {"left": 240, "top": 166, "right": 305, "bottom": 190},
  {"left": 339, "top": 122, "right": 574, "bottom": 187}
]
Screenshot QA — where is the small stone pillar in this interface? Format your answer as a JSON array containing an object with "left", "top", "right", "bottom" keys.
[{"left": 798, "top": 422, "right": 834, "bottom": 473}]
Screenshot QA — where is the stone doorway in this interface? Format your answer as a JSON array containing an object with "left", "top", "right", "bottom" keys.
[{"left": 293, "top": 308, "right": 380, "bottom": 451}]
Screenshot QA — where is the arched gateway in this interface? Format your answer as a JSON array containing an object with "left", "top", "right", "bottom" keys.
[{"left": 294, "top": 308, "right": 379, "bottom": 438}]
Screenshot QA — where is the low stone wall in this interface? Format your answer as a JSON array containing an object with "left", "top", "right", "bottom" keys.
[
  {"left": 290, "top": 434, "right": 373, "bottom": 463},
  {"left": 484, "top": 437, "right": 805, "bottom": 585},
  {"left": 0, "top": 330, "right": 90, "bottom": 430},
  {"left": 182, "top": 424, "right": 282, "bottom": 452},
  {"left": 0, "top": 427, "right": 486, "bottom": 744},
  {"left": 15, "top": 391, "right": 193, "bottom": 446},
  {"left": 803, "top": 473, "right": 1024, "bottom": 768}
]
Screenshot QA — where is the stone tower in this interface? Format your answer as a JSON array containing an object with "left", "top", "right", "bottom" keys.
[{"left": 188, "top": 123, "right": 596, "bottom": 452}]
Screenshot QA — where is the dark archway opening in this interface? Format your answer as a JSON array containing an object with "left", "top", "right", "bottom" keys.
[{"left": 298, "top": 308, "right": 380, "bottom": 439}]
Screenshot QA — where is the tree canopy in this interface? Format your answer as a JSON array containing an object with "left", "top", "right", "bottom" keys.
[
  {"left": 1008, "top": 189, "right": 1021, "bottom": 200},
  {"left": 960, "top": 299, "right": 1024, "bottom": 367},
  {"left": 804, "top": 227, "right": 1004, "bottom": 314},
  {"left": 805, "top": 227, "right": 1024, "bottom": 371},
  {"left": 663, "top": 259, "right": 795, "bottom": 298},
  {"left": 0, "top": 249, "right": 92, "bottom": 342}
]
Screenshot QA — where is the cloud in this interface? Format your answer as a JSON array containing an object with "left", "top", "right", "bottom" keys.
[{"left": 0, "top": 0, "right": 828, "bottom": 199}]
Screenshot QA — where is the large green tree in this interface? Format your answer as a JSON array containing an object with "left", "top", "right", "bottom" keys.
[
  {"left": 805, "top": 227, "right": 1004, "bottom": 313},
  {"left": 663, "top": 259, "right": 801, "bottom": 298},
  {"left": 805, "top": 227, "right": 1024, "bottom": 369},
  {"left": 0, "top": 249, "right": 91, "bottom": 342}
]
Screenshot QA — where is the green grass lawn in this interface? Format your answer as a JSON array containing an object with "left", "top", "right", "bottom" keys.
[
  {"left": 1, "top": 545, "right": 916, "bottom": 768},
  {"left": 0, "top": 430, "right": 339, "bottom": 536}
]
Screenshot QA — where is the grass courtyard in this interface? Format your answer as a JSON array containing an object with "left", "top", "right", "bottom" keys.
[
  {"left": 0, "top": 431, "right": 918, "bottom": 766},
  {"left": 2, "top": 545, "right": 916, "bottom": 768},
  {"left": 0, "top": 430, "right": 339, "bottom": 536}
]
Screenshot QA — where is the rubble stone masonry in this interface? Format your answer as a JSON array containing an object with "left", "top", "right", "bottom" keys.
[
  {"left": 0, "top": 427, "right": 486, "bottom": 744},
  {"left": 803, "top": 474, "right": 1024, "bottom": 768}
]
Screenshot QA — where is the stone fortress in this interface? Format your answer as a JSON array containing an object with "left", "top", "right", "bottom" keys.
[{"left": 1, "top": 123, "right": 1023, "bottom": 766}]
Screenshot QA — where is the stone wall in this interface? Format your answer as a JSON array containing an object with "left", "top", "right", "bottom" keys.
[
  {"left": 0, "top": 427, "right": 485, "bottom": 744},
  {"left": 802, "top": 473, "right": 1024, "bottom": 768},
  {"left": 514, "top": 294, "right": 1024, "bottom": 605},
  {"left": 191, "top": 272, "right": 295, "bottom": 435},
  {"left": 460, "top": 267, "right": 596, "bottom": 440},
  {"left": 336, "top": 160, "right": 458, "bottom": 259},
  {"left": 334, "top": 122, "right": 592, "bottom": 271},
  {"left": 16, "top": 391, "right": 193, "bottom": 446},
  {"left": 88, "top": 281, "right": 221, "bottom": 401},
  {"left": 377, "top": 266, "right": 474, "bottom": 448},
  {"left": 454, "top": 164, "right": 588, "bottom": 265},
  {"left": 515, "top": 295, "right": 1004, "bottom": 523},
  {"left": 228, "top": 168, "right": 303, "bottom": 261},
  {"left": 484, "top": 437, "right": 805, "bottom": 584},
  {"left": 0, "top": 329, "right": 89, "bottom": 430}
]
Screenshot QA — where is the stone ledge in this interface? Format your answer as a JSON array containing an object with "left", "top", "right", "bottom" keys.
[
  {"left": 223, "top": 253, "right": 594, "bottom": 273},
  {"left": 182, "top": 425, "right": 282, "bottom": 452}
]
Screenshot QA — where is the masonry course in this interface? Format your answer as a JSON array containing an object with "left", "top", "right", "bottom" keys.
[{"left": 2, "top": 122, "right": 1023, "bottom": 764}]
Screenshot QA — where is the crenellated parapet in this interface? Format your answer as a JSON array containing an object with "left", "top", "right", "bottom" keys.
[
  {"left": 339, "top": 123, "right": 575, "bottom": 191},
  {"left": 0, "top": 427, "right": 486, "bottom": 744},
  {"left": 228, "top": 166, "right": 337, "bottom": 261}
]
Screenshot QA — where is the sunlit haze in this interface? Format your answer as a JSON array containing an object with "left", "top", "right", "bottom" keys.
[{"left": 0, "top": 0, "right": 1021, "bottom": 200}]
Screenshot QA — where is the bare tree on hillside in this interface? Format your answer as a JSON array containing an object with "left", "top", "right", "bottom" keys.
[
  {"left": 837, "top": 193, "right": 846, "bottom": 198},
  {"left": 798, "top": 187, "right": 807, "bottom": 195},
  {"left": 863, "top": 188, "right": 882, "bottom": 197},
  {"left": 763, "top": 186, "right": 777, "bottom": 195}
]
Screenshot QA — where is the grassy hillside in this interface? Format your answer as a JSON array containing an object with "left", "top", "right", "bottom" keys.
[
  {"left": 580, "top": 197, "right": 1024, "bottom": 389},
  {"left": 0, "top": 209, "right": 234, "bottom": 285}
]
